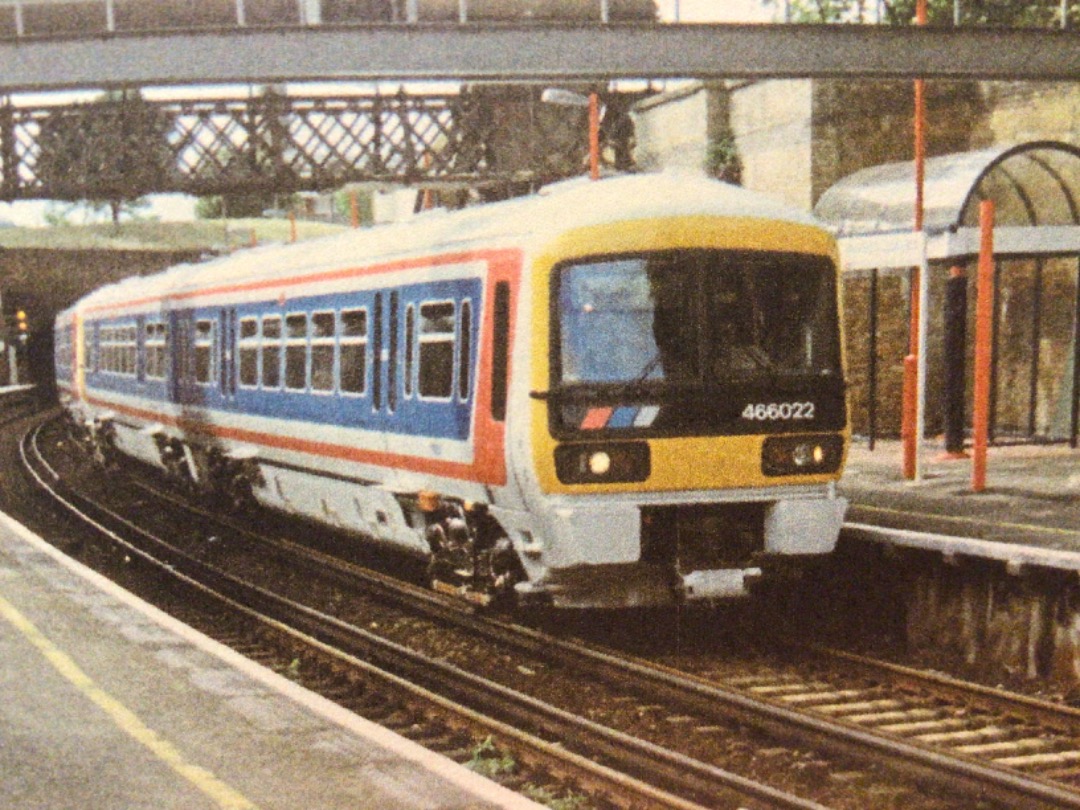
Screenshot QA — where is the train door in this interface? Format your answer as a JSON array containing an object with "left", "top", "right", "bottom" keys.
[
  {"left": 169, "top": 309, "right": 196, "bottom": 405},
  {"left": 388, "top": 290, "right": 399, "bottom": 414},
  {"left": 372, "top": 292, "right": 383, "bottom": 413}
]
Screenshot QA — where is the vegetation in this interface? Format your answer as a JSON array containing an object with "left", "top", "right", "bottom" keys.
[
  {"left": 195, "top": 192, "right": 300, "bottom": 220},
  {"left": 706, "top": 135, "right": 743, "bottom": 185},
  {"left": 0, "top": 218, "right": 346, "bottom": 253},
  {"left": 465, "top": 736, "right": 592, "bottom": 810},
  {"left": 34, "top": 90, "right": 173, "bottom": 226},
  {"left": 772, "top": 0, "right": 1075, "bottom": 25},
  {"left": 465, "top": 736, "right": 518, "bottom": 778}
]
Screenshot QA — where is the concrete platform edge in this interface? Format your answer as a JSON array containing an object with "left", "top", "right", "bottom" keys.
[{"left": 0, "top": 509, "right": 543, "bottom": 810}]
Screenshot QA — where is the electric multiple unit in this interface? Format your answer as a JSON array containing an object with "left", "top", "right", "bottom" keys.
[{"left": 55, "top": 173, "right": 848, "bottom": 609}]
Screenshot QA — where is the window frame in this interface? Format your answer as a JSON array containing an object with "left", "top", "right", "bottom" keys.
[
  {"left": 238, "top": 316, "right": 260, "bottom": 389},
  {"left": 417, "top": 299, "right": 456, "bottom": 402},
  {"left": 193, "top": 318, "right": 215, "bottom": 386},
  {"left": 144, "top": 320, "right": 167, "bottom": 381},
  {"left": 310, "top": 309, "right": 336, "bottom": 395},
  {"left": 260, "top": 314, "right": 283, "bottom": 390},
  {"left": 339, "top": 306, "right": 369, "bottom": 397},
  {"left": 284, "top": 311, "right": 309, "bottom": 393}
]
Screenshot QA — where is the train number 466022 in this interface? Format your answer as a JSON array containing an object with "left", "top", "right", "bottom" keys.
[{"left": 741, "top": 402, "right": 816, "bottom": 421}]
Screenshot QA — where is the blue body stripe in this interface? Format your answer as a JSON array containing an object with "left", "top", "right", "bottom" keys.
[{"left": 81, "top": 278, "right": 483, "bottom": 443}]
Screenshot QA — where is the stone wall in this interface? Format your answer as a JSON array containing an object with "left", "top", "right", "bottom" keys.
[
  {"left": 736, "top": 80, "right": 1079, "bottom": 440},
  {"left": 820, "top": 539, "right": 1080, "bottom": 694},
  {"left": 980, "top": 82, "right": 1080, "bottom": 148},
  {"left": 632, "top": 82, "right": 731, "bottom": 177},
  {"left": 0, "top": 248, "right": 202, "bottom": 387},
  {"left": 729, "top": 80, "right": 814, "bottom": 210}
]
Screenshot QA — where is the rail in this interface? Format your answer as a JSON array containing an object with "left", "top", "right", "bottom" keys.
[{"left": 20, "top": 413, "right": 1080, "bottom": 810}]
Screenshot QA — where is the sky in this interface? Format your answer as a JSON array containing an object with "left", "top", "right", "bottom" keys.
[
  {"left": 657, "top": 0, "right": 772, "bottom": 22},
  {"left": 0, "top": 1, "right": 773, "bottom": 228}
]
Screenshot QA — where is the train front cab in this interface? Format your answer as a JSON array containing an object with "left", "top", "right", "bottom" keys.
[{"left": 515, "top": 216, "right": 849, "bottom": 609}]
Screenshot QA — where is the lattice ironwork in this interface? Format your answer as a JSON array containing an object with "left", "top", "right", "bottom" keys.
[{"left": 0, "top": 88, "right": 640, "bottom": 202}]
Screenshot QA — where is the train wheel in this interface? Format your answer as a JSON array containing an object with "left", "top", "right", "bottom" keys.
[
  {"left": 88, "top": 420, "right": 118, "bottom": 469},
  {"left": 424, "top": 505, "right": 521, "bottom": 607}
]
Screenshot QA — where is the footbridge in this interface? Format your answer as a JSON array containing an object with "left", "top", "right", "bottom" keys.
[{"left": 1, "top": 1, "right": 1079, "bottom": 200}]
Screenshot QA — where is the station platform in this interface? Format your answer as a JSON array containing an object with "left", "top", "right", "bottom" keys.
[
  {"left": 840, "top": 439, "right": 1080, "bottom": 560},
  {"left": 0, "top": 511, "right": 541, "bottom": 810}
]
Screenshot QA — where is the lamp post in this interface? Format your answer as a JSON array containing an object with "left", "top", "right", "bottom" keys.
[{"left": 540, "top": 87, "right": 602, "bottom": 181}]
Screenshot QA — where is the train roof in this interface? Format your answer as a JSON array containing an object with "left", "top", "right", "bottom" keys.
[{"left": 65, "top": 172, "right": 826, "bottom": 317}]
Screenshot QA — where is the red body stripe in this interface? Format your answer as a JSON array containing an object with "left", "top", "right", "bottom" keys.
[{"left": 78, "top": 248, "right": 523, "bottom": 488}]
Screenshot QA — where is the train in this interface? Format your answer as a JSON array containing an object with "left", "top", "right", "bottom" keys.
[{"left": 55, "top": 172, "right": 849, "bottom": 609}]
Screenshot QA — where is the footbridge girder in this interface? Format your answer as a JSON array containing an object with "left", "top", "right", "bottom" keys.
[
  {"left": 0, "top": 88, "right": 641, "bottom": 201},
  {"left": 1, "top": 24, "right": 1079, "bottom": 93}
]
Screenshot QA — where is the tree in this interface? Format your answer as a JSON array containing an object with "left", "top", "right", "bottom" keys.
[
  {"left": 34, "top": 90, "right": 174, "bottom": 226},
  {"left": 771, "top": 0, "right": 1070, "bottom": 26},
  {"left": 195, "top": 192, "right": 299, "bottom": 220},
  {"left": 43, "top": 198, "right": 155, "bottom": 226}
]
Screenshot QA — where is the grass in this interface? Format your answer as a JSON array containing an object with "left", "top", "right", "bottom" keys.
[
  {"left": 465, "top": 736, "right": 592, "bottom": 810},
  {"left": 0, "top": 218, "right": 348, "bottom": 252}
]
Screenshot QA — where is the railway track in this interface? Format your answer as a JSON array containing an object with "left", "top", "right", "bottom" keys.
[
  {"left": 18, "top": 413, "right": 1080, "bottom": 810},
  {"left": 20, "top": 415, "right": 821, "bottom": 810}
]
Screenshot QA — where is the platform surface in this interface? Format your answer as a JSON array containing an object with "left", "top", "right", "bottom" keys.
[
  {"left": 0, "top": 512, "right": 541, "bottom": 810},
  {"left": 841, "top": 439, "right": 1080, "bottom": 555}
]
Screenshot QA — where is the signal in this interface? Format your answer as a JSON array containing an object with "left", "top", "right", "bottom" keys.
[{"left": 15, "top": 309, "right": 27, "bottom": 343}]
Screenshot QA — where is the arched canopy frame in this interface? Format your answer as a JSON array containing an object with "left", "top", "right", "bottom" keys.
[{"left": 814, "top": 141, "right": 1080, "bottom": 271}]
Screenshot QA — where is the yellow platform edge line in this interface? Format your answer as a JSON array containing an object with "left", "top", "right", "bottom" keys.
[
  {"left": 849, "top": 502, "right": 1080, "bottom": 539},
  {"left": 0, "top": 593, "right": 258, "bottom": 810}
]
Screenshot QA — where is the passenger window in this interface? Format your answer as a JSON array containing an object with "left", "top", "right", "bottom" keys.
[
  {"left": 418, "top": 301, "right": 454, "bottom": 399},
  {"left": 340, "top": 308, "right": 367, "bottom": 395},
  {"left": 261, "top": 315, "right": 282, "bottom": 388},
  {"left": 285, "top": 313, "right": 308, "bottom": 391},
  {"left": 126, "top": 326, "right": 137, "bottom": 376},
  {"left": 311, "top": 311, "right": 335, "bottom": 392},
  {"left": 145, "top": 321, "right": 166, "bottom": 380},
  {"left": 238, "top": 317, "right": 258, "bottom": 388},
  {"left": 101, "top": 324, "right": 137, "bottom": 376},
  {"left": 194, "top": 319, "right": 214, "bottom": 385}
]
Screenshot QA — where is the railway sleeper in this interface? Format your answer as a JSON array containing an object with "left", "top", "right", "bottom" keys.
[{"left": 993, "top": 749, "right": 1080, "bottom": 769}]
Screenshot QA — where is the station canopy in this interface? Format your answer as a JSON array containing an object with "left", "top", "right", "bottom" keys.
[{"left": 813, "top": 141, "right": 1080, "bottom": 270}]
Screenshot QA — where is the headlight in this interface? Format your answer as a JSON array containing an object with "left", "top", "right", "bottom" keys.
[
  {"left": 555, "top": 442, "right": 650, "bottom": 484},
  {"left": 588, "top": 451, "right": 612, "bottom": 476},
  {"left": 762, "top": 434, "right": 843, "bottom": 477}
]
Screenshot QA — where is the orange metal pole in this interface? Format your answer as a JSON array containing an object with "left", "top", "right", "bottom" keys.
[
  {"left": 901, "top": 355, "right": 918, "bottom": 479},
  {"left": 349, "top": 191, "right": 360, "bottom": 228},
  {"left": 972, "top": 200, "right": 995, "bottom": 493},
  {"left": 588, "top": 92, "right": 600, "bottom": 181},
  {"left": 902, "top": 0, "right": 928, "bottom": 480},
  {"left": 288, "top": 210, "right": 297, "bottom": 244}
]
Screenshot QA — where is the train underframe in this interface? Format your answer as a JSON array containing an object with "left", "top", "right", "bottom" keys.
[{"left": 75, "top": 411, "right": 846, "bottom": 610}]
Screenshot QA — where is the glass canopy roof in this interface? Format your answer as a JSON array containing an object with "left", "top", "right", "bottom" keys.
[{"left": 814, "top": 141, "right": 1080, "bottom": 237}]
